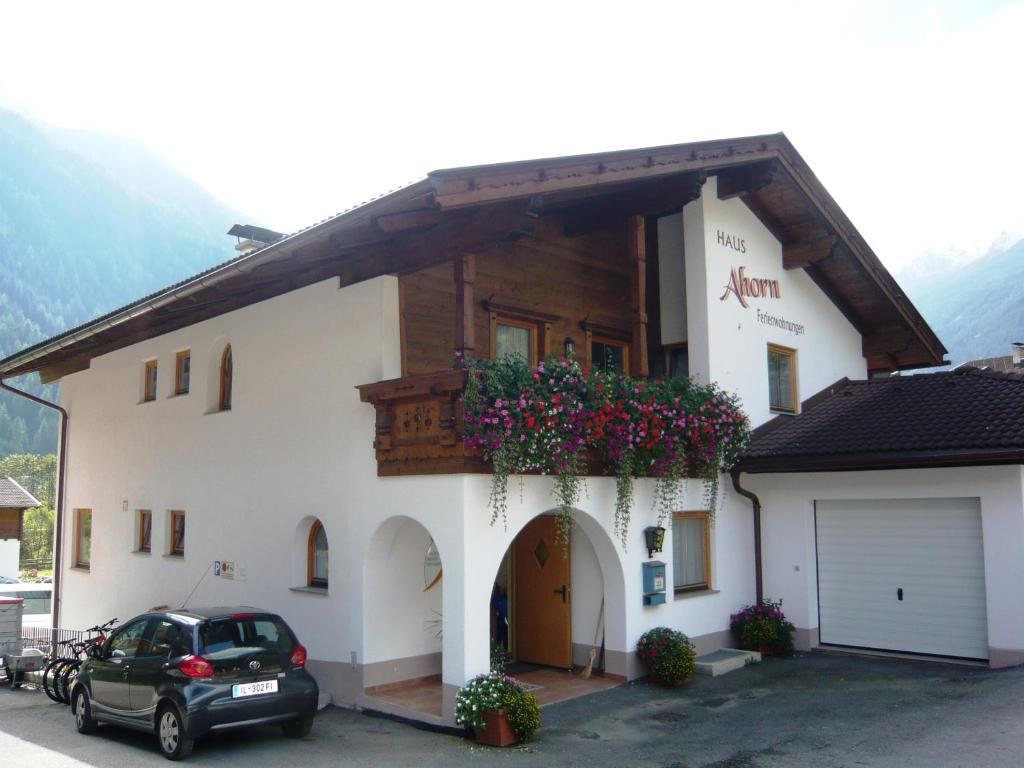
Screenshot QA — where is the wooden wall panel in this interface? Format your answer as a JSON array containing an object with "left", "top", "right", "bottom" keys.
[
  {"left": 0, "top": 508, "right": 22, "bottom": 540},
  {"left": 399, "top": 217, "right": 633, "bottom": 374}
]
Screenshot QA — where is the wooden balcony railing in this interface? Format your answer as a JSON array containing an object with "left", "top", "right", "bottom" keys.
[{"left": 356, "top": 369, "right": 490, "bottom": 476}]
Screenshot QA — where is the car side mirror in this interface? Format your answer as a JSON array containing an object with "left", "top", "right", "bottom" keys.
[{"left": 110, "top": 648, "right": 126, "bottom": 659}]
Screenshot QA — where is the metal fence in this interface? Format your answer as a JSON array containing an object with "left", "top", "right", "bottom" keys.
[{"left": 20, "top": 626, "right": 91, "bottom": 658}]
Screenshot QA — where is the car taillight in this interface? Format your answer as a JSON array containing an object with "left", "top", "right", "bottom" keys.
[
  {"left": 179, "top": 655, "right": 215, "bottom": 679},
  {"left": 290, "top": 645, "right": 307, "bottom": 668}
]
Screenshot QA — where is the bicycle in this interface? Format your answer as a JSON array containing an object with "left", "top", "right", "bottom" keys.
[{"left": 42, "top": 619, "right": 118, "bottom": 704}]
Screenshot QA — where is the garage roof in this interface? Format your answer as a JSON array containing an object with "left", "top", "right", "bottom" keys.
[{"left": 737, "top": 368, "right": 1024, "bottom": 473}]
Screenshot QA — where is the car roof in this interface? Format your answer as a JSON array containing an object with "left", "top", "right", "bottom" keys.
[{"left": 161, "top": 606, "right": 275, "bottom": 621}]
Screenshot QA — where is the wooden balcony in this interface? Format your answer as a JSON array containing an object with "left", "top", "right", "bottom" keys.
[{"left": 356, "top": 369, "right": 491, "bottom": 476}]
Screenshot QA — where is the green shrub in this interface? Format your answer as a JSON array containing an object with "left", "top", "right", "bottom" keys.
[
  {"left": 730, "top": 599, "right": 795, "bottom": 656},
  {"left": 636, "top": 627, "right": 696, "bottom": 685}
]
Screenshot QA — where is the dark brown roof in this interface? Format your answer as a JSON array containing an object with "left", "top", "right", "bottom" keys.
[
  {"left": 0, "top": 133, "right": 945, "bottom": 382},
  {"left": 737, "top": 368, "right": 1024, "bottom": 473},
  {"left": 0, "top": 477, "right": 40, "bottom": 509}
]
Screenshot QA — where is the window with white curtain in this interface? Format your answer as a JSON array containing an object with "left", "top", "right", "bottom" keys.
[
  {"left": 495, "top": 320, "right": 535, "bottom": 363},
  {"left": 672, "top": 512, "right": 709, "bottom": 592}
]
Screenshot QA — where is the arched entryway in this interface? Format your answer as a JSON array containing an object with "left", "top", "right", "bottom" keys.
[
  {"left": 362, "top": 515, "right": 445, "bottom": 718},
  {"left": 488, "top": 509, "right": 627, "bottom": 704}
]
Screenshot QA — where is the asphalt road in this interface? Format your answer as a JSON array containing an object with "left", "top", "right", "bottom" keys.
[{"left": 3, "top": 653, "right": 1023, "bottom": 767}]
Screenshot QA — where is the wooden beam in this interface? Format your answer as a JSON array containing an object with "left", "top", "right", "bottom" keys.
[
  {"left": 338, "top": 201, "right": 540, "bottom": 288},
  {"left": 454, "top": 252, "right": 476, "bottom": 357},
  {"left": 628, "top": 215, "right": 649, "bottom": 377},
  {"left": 373, "top": 208, "right": 443, "bottom": 234},
  {"left": 716, "top": 159, "right": 779, "bottom": 200},
  {"left": 863, "top": 328, "right": 917, "bottom": 358},
  {"left": 561, "top": 172, "right": 706, "bottom": 238},
  {"left": 783, "top": 234, "right": 838, "bottom": 270}
]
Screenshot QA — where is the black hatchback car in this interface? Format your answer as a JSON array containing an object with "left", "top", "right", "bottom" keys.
[{"left": 70, "top": 607, "right": 319, "bottom": 760}]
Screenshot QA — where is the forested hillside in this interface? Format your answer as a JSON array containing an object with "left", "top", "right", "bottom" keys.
[
  {"left": 902, "top": 238, "right": 1024, "bottom": 366},
  {"left": 0, "top": 110, "right": 245, "bottom": 456}
]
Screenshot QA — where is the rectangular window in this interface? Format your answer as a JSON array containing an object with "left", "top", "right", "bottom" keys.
[
  {"left": 74, "top": 509, "right": 92, "bottom": 569},
  {"left": 767, "top": 344, "right": 798, "bottom": 413},
  {"left": 175, "top": 350, "right": 191, "bottom": 395},
  {"left": 169, "top": 510, "right": 185, "bottom": 556},
  {"left": 591, "top": 337, "right": 630, "bottom": 374},
  {"left": 143, "top": 359, "right": 158, "bottom": 402},
  {"left": 137, "top": 509, "right": 152, "bottom": 553},
  {"left": 494, "top": 318, "right": 537, "bottom": 364},
  {"left": 672, "top": 511, "right": 710, "bottom": 593}
]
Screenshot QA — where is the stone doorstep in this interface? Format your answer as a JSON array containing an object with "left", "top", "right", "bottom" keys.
[{"left": 694, "top": 648, "right": 761, "bottom": 677}]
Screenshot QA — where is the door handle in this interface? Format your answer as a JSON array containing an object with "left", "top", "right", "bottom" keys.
[
  {"left": 897, "top": 588, "right": 903, "bottom": 601},
  {"left": 553, "top": 585, "right": 567, "bottom": 603}
]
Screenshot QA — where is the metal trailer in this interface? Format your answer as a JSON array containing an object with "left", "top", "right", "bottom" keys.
[{"left": 0, "top": 596, "right": 45, "bottom": 687}]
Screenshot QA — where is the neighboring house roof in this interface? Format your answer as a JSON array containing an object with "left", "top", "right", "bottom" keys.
[
  {"left": 0, "top": 133, "right": 946, "bottom": 382},
  {"left": 737, "top": 368, "right": 1024, "bottom": 473},
  {"left": 957, "top": 355, "right": 1024, "bottom": 374},
  {"left": 0, "top": 477, "right": 41, "bottom": 509}
]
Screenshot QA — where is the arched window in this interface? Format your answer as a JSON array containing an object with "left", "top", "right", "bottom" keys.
[
  {"left": 308, "top": 520, "right": 328, "bottom": 588},
  {"left": 219, "top": 345, "right": 233, "bottom": 411}
]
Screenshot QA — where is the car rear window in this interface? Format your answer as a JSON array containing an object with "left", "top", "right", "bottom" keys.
[{"left": 198, "top": 615, "right": 295, "bottom": 656}]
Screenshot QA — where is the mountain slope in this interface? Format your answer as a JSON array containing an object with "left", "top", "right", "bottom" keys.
[
  {"left": 0, "top": 109, "right": 246, "bottom": 455},
  {"left": 904, "top": 239, "right": 1024, "bottom": 366}
]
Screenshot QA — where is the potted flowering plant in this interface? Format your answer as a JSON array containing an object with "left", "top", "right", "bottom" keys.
[
  {"left": 730, "top": 599, "right": 795, "bottom": 656},
  {"left": 454, "top": 671, "right": 541, "bottom": 747},
  {"left": 636, "top": 627, "right": 697, "bottom": 686}
]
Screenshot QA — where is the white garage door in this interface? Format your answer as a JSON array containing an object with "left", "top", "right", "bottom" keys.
[{"left": 815, "top": 498, "right": 988, "bottom": 660}]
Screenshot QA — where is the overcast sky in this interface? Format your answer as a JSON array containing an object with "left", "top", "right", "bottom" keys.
[{"left": 1, "top": 0, "right": 1021, "bottom": 270}]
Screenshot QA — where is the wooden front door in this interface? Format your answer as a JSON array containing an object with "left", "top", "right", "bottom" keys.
[{"left": 514, "top": 516, "right": 571, "bottom": 668}]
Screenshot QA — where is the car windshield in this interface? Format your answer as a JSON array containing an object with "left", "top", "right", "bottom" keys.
[{"left": 198, "top": 615, "right": 295, "bottom": 657}]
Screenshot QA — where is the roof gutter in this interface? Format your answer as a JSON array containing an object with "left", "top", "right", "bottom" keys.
[
  {"left": 0, "top": 378, "right": 68, "bottom": 634},
  {"left": 730, "top": 469, "right": 764, "bottom": 604}
]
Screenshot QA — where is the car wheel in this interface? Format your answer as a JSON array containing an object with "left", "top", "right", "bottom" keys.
[
  {"left": 157, "top": 704, "right": 194, "bottom": 761},
  {"left": 281, "top": 709, "right": 314, "bottom": 738},
  {"left": 73, "top": 688, "right": 98, "bottom": 734}
]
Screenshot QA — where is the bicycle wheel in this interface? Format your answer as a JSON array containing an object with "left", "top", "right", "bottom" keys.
[
  {"left": 59, "top": 661, "right": 82, "bottom": 705},
  {"left": 43, "top": 659, "right": 69, "bottom": 703}
]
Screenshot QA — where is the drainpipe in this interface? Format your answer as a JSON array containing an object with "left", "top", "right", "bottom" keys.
[
  {"left": 730, "top": 470, "right": 763, "bottom": 604},
  {"left": 0, "top": 378, "right": 68, "bottom": 633}
]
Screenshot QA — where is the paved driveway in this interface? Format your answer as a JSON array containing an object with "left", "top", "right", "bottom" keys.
[{"left": 2, "top": 653, "right": 1022, "bottom": 767}]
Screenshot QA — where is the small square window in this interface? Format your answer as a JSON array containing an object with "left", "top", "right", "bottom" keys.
[
  {"left": 143, "top": 360, "right": 158, "bottom": 402},
  {"left": 175, "top": 350, "right": 191, "bottom": 395},
  {"left": 672, "top": 512, "right": 710, "bottom": 593},
  {"left": 767, "top": 344, "right": 798, "bottom": 413},
  {"left": 591, "top": 337, "right": 630, "bottom": 374},
  {"left": 137, "top": 510, "right": 152, "bottom": 553},
  {"left": 169, "top": 511, "right": 185, "bottom": 557},
  {"left": 75, "top": 509, "right": 92, "bottom": 569},
  {"left": 493, "top": 318, "right": 537, "bottom": 364}
]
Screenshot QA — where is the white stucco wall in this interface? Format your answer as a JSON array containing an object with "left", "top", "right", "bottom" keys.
[
  {"left": 746, "top": 465, "right": 1024, "bottom": 664},
  {"left": 0, "top": 539, "right": 19, "bottom": 580},
  {"left": 681, "top": 176, "right": 867, "bottom": 427},
  {"left": 58, "top": 275, "right": 403, "bottom": 672}
]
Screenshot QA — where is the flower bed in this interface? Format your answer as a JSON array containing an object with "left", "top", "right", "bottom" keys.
[{"left": 460, "top": 354, "right": 750, "bottom": 548}]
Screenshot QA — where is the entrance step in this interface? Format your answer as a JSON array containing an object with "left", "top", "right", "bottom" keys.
[{"left": 694, "top": 648, "right": 761, "bottom": 677}]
